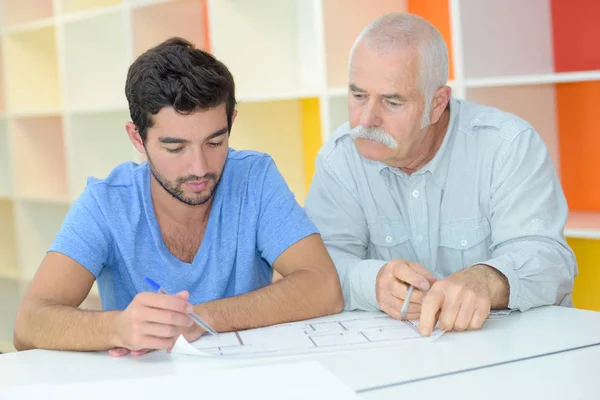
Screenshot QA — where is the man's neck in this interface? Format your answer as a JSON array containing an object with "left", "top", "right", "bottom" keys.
[
  {"left": 397, "top": 107, "right": 451, "bottom": 175},
  {"left": 150, "top": 176, "right": 212, "bottom": 226}
]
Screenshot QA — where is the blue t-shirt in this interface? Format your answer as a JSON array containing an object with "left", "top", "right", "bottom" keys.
[{"left": 49, "top": 149, "right": 318, "bottom": 311}]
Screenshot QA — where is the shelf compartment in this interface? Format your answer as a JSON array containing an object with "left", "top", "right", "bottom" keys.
[
  {"left": 1, "top": 0, "right": 54, "bottom": 27},
  {"left": 63, "top": 10, "right": 128, "bottom": 109},
  {"left": 551, "top": 0, "right": 600, "bottom": 73},
  {"left": 322, "top": 0, "right": 407, "bottom": 89},
  {"left": 2, "top": 26, "right": 61, "bottom": 112},
  {"left": 229, "top": 99, "right": 309, "bottom": 202},
  {"left": 556, "top": 80, "right": 600, "bottom": 212},
  {"left": 209, "top": 0, "right": 323, "bottom": 100},
  {"left": 131, "top": 0, "right": 208, "bottom": 57},
  {"left": 12, "top": 117, "right": 69, "bottom": 201},
  {"left": 459, "top": 0, "right": 554, "bottom": 79}
]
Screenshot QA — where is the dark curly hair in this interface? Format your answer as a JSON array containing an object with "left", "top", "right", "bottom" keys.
[{"left": 125, "top": 37, "right": 236, "bottom": 142}]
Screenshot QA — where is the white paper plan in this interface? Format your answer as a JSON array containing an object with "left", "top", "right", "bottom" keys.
[{"left": 172, "top": 311, "right": 445, "bottom": 358}]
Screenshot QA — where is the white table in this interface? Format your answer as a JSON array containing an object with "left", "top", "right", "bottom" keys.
[{"left": 1, "top": 306, "right": 599, "bottom": 398}]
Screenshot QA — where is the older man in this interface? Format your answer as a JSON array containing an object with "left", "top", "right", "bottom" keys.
[{"left": 305, "top": 13, "right": 576, "bottom": 336}]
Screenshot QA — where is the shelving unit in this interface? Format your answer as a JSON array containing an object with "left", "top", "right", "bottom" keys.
[{"left": 0, "top": 0, "right": 599, "bottom": 352}]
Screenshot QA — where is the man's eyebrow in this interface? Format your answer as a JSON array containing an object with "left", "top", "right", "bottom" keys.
[
  {"left": 158, "top": 137, "right": 189, "bottom": 144},
  {"left": 349, "top": 84, "right": 366, "bottom": 92},
  {"left": 205, "top": 127, "right": 228, "bottom": 141},
  {"left": 381, "top": 93, "right": 409, "bottom": 102},
  {"left": 157, "top": 127, "right": 228, "bottom": 144}
]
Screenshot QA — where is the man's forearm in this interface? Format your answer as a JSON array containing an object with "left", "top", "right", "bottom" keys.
[
  {"left": 195, "top": 269, "right": 343, "bottom": 333},
  {"left": 14, "top": 300, "right": 118, "bottom": 351}
]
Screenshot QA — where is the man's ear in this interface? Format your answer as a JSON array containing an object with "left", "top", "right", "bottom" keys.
[
  {"left": 429, "top": 86, "right": 452, "bottom": 125},
  {"left": 125, "top": 122, "right": 146, "bottom": 154}
]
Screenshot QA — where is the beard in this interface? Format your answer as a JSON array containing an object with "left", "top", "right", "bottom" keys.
[{"left": 147, "top": 156, "right": 221, "bottom": 206}]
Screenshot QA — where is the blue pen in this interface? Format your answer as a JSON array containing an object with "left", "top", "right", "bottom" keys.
[{"left": 145, "top": 277, "right": 218, "bottom": 336}]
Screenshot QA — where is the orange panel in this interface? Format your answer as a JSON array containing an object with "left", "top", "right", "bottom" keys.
[
  {"left": 557, "top": 81, "right": 600, "bottom": 211},
  {"left": 408, "top": 0, "right": 454, "bottom": 80},
  {"left": 551, "top": 0, "right": 600, "bottom": 72}
]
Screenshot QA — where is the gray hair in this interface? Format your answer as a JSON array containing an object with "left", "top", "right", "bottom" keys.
[{"left": 349, "top": 13, "right": 449, "bottom": 127}]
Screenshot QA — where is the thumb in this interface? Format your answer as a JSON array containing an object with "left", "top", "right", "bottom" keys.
[{"left": 174, "top": 290, "right": 190, "bottom": 301}]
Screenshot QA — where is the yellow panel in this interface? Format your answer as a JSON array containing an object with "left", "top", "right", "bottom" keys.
[
  {"left": 61, "top": 0, "right": 121, "bottom": 14},
  {"left": 568, "top": 238, "right": 600, "bottom": 311},
  {"left": 229, "top": 100, "right": 305, "bottom": 202},
  {"left": 0, "top": 200, "right": 17, "bottom": 278},
  {"left": 3, "top": 27, "right": 61, "bottom": 112},
  {"left": 300, "top": 98, "right": 322, "bottom": 196}
]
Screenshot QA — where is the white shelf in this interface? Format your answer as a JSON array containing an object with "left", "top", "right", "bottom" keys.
[
  {"left": 9, "top": 109, "right": 63, "bottom": 118},
  {"left": 466, "top": 71, "right": 600, "bottom": 88},
  {"left": 67, "top": 110, "right": 136, "bottom": 200},
  {"left": 565, "top": 212, "right": 600, "bottom": 240},
  {"left": 63, "top": 9, "right": 129, "bottom": 109},
  {"left": 1, "top": 17, "right": 55, "bottom": 35},
  {"left": 67, "top": 104, "right": 128, "bottom": 115}
]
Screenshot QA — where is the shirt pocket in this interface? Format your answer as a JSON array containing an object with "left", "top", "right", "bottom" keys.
[
  {"left": 367, "top": 220, "right": 413, "bottom": 261},
  {"left": 438, "top": 218, "right": 492, "bottom": 274}
]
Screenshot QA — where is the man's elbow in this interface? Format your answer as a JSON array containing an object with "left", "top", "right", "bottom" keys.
[
  {"left": 320, "top": 267, "right": 344, "bottom": 315},
  {"left": 13, "top": 309, "right": 34, "bottom": 351}
]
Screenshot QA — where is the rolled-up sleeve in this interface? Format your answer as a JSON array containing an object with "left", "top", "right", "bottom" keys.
[
  {"left": 305, "top": 153, "right": 386, "bottom": 311},
  {"left": 478, "top": 129, "right": 576, "bottom": 311}
]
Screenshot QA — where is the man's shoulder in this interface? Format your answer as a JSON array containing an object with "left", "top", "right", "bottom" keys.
[
  {"left": 225, "top": 148, "right": 276, "bottom": 181},
  {"left": 455, "top": 99, "right": 536, "bottom": 144},
  {"left": 80, "top": 161, "right": 146, "bottom": 207}
]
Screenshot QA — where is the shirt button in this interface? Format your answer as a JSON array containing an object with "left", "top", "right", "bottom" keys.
[
  {"left": 412, "top": 190, "right": 419, "bottom": 198},
  {"left": 385, "top": 235, "right": 392, "bottom": 243},
  {"left": 460, "top": 239, "right": 468, "bottom": 247}
]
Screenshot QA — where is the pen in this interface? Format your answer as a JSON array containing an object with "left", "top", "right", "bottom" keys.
[
  {"left": 144, "top": 277, "right": 218, "bottom": 336},
  {"left": 400, "top": 285, "right": 414, "bottom": 318}
]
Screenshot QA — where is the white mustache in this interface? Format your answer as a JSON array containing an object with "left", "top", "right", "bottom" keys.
[{"left": 349, "top": 125, "right": 398, "bottom": 149}]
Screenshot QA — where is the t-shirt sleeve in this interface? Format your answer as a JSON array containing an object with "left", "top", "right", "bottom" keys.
[
  {"left": 256, "top": 157, "right": 319, "bottom": 266},
  {"left": 48, "top": 185, "right": 112, "bottom": 278}
]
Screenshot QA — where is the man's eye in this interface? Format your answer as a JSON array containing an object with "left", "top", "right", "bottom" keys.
[{"left": 166, "top": 147, "right": 183, "bottom": 153}]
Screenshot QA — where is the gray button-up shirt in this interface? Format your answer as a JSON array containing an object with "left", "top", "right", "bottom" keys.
[{"left": 305, "top": 98, "right": 576, "bottom": 312}]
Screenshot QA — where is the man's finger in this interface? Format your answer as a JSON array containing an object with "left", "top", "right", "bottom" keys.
[
  {"left": 391, "top": 262, "right": 432, "bottom": 291},
  {"left": 142, "top": 322, "right": 182, "bottom": 338},
  {"left": 131, "top": 349, "right": 151, "bottom": 357},
  {"left": 453, "top": 299, "right": 476, "bottom": 332},
  {"left": 108, "top": 347, "right": 130, "bottom": 357},
  {"left": 140, "top": 308, "right": 193, "bottom": 327},
  {"left": 438, "top": 292, "right": 461, "bottom": 331},
  {"left": 137, "top": 292, "right": 192, "bottom": 314},
  {"left": 468, "top": 305, "right": 490, "bottom": 330},
  {"left": 419, "top": 290, "right": 444, "bottom": 336},
  {"left": 406, "top": 262, "right": 437, "bottom": 284},
  {"left": 140, "top": 335, "right": 178, "bottom": 350},
  {"left": 390, "top": 280, "right": 426, "bottom": 304}
]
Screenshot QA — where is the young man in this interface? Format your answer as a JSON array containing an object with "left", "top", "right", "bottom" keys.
[
  {"left": 305, "top": 13, "right": 576, "bottom": 336},
  {"left": 14, "top": 38, "right": 343, "bottom": 355}
]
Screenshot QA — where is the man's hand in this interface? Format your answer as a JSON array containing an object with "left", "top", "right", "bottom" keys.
[
  {"left": 376, "top": 259, "right": 437, "bottom": 320},
  {"left": 108, "top": 290, "right": 193, "bottom": 357},
  {"left": 418, "top": 264, "right": 509, "bottom": 336}
]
